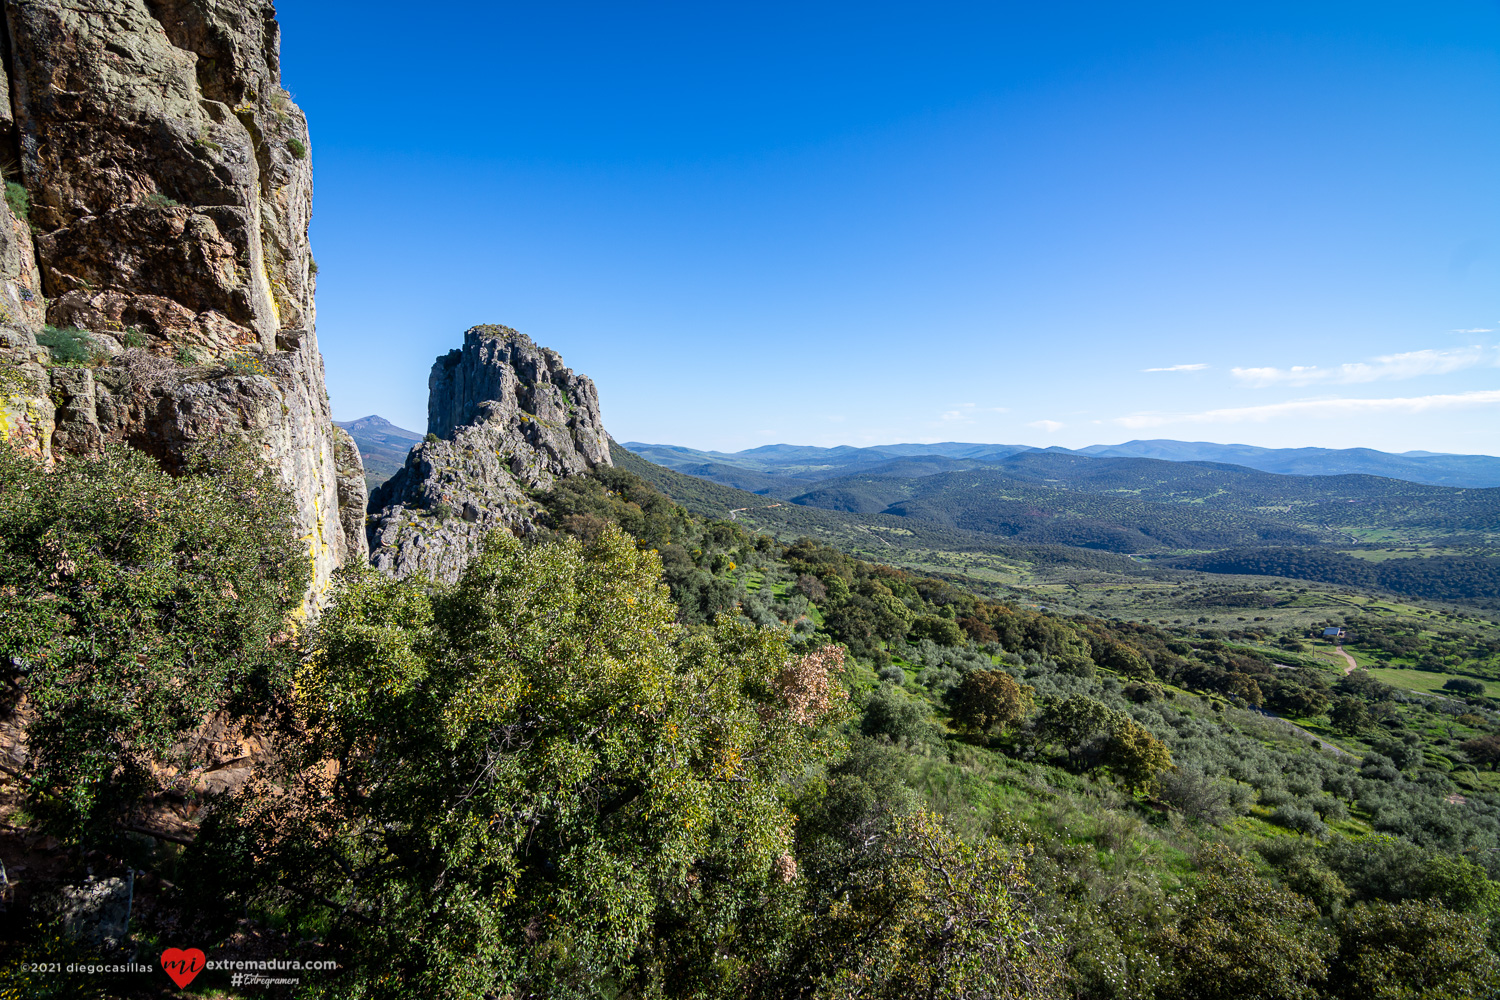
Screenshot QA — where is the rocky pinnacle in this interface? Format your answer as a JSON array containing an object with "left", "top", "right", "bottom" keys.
[{"left": 366, "top": 325, "right": 613, "bottom": 582}]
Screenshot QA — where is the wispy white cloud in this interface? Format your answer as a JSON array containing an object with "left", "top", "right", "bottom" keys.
[
  {"left": 1028, "top": 419, "right": 1066, "bottom": 432},
  {"left": 1115, "top": 389, "right": 1500, "bottom": 429},
  {"left": 937, "top": 403, "right": 1008, "bottom": 423},
  {"left": 1453, "top": 328, "right": 1493, "bottom": 334},
  {"left": 1142, "top": 363, "right": 1209, "bottom": 372},
  {"left": 1231, "top": 346, "right": 1493, "bottom": 387}
]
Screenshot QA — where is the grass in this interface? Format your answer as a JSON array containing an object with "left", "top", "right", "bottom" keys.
[
  {"left": 1362, "top": 666, "right": 1500, "bottom": 699},
  {"left": 4, "top": 180, "right": 28, "bottom": 221}
]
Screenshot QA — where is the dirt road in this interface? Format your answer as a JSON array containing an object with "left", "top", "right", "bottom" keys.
[{"left": 1334, "top": 645, "right": 1358, "bottom": 674}]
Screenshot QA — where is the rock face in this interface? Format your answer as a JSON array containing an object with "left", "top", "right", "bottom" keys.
[
  {"left": 367, "top": 325, "right": 612, "bottom": 582},
  {"left": 0, "top": 0, "right": 366, "bottom": 607}
]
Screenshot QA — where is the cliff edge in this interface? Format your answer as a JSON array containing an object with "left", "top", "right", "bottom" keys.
[
  {"left": 0, "top": 0, "right": 366, "bottom": 605},
  {"left": 367, "top": 325, "right": 611, "bottom": 582}
]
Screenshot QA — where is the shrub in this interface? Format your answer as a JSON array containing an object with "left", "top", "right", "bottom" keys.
[
  {"left": 1156, "top": 844, "right": 1333, "bottom": 998},
  {"left": 144, "top": 191, "right": 181, "bottom": 209},
  {"left": 1158, "top": 766, "right": 1233, "bottom": 825},
  {"left": 1273, "top": 804, "right": 1328, "bottom": 837},
  {"left": 189, "top": 530, "right": 850, "bottom": 997},
  {"left": 1442, "top": 677, "right": 1486, "bottom": 697},
  {"left": 286, "top": 137, "right": 308, "bottom": 159},
  {"left": 174, "top": 346, "right": 199, "bottom": 365},
  {"left": 0, "top": 443, "right": 306, "bottom": 844},
  {"left": 36, "top": 325, "right": 98, "bottom": 365},
  {"left": 5, "top": 180, "right": 29, "bottom": 220},
  {"left": 1328, "top": 899, "right": 1500, "bottom": 998},
  {"left": 876, "top": 665, "right": 906, "bottom": 686},
  {"left": 862, "top": 684, "right": 943, "bottom": 750}
]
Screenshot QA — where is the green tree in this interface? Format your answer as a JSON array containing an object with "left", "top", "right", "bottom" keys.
[
  {"left": 1329, "top": 696, "right": 1370, "bottom": 734},
  {"left": 868, "top": 592, "right": 915, "bottom": 642},
  {"left": 1327, "top": 899, "right": 1500, "bottom": 1000},
  {"left": 190, "top": 527, "right": 849, "bottom": 999},
  {"left": 0, "top": 444, "right": 305, "bottom": 844},
  {"left": 1095, "top": 638, "right": 1154, "bottom": 680},
  {"left": 1102, "top": 716, "right": 1174, "bottom": 794},
  {"left": 1156, "top": 845, "right": 1333, "bottom": 1000},
  {"left": 910, "top": 614, "right": 964, "bottom": 647},
  {"left": 1461, "top": 733, "right": 1500, "bottom": 769},
  {"left": 945, "top": 669, "right": 1034, "bottom": 735},
  {"left": 769, "top": 811, "right": 1066, "bottom": 1000},
  {"left": 1033, "top": 694, "right": 1118, "bottom": 768}
]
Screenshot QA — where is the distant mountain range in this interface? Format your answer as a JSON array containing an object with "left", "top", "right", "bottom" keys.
[
  {"left": 335, "top": 417, "right": 1500, "bottom": 503},
  {"left": 336, "top": 415, "right": 424, "bottom": 489},
  {"left": 623, "top": 438, "right": 1500, "bottom": 489}
]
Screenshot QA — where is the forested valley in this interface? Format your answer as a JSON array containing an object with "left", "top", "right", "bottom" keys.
[{"left": 6, "top": 444, "right": 1500, "bottom": 999}]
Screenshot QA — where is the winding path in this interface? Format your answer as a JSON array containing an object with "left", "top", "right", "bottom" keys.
[{"left": 1334, "top": 644, "right": 1358, "bottom": 674}]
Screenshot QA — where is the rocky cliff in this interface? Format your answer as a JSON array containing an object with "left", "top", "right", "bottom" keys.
[
  {"left": 367, "top": 325, "right": 612, "bottom": 582},
  {"left": 0, "top": 0, "right": 366, "bottom": 606}
]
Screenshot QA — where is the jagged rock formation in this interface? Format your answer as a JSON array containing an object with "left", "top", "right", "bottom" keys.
[
  {"left": 0, "top": 0, "right": 366, "bottom": 606},
  {"left": 367, "top": 325, "right": 612, "bottom": 582}
]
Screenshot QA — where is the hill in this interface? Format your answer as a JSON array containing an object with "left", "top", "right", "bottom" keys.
[
  {"left": 335, "top": 414, "right": 423, "bottom": 490},
  {"left": 626, "top": 437, "right": 1500, "bottom": 489}
]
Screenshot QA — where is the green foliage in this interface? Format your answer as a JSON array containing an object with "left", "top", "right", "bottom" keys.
[
  {"left": 861, "top": 684, "right": 944, "bottom": 750},
  {"left": 5, "top": 180, "right": 29, "bottom": 221},
  {"left": 36, "top": 326, "right": 99, "bottom": 365},
  {"left": 1031, "top": 695, "right": 1173, "bottom": 793},
  {"left": 0, "top": 443, "right": 306, "bottom": 844},
  {"left": 174, "top": 345, "right": 199, "bottom": 365},
  {"left": 946, "top": 668, "right": 1034, "bottom": 735},
  {"left": 1156, "top": 845, "right": 1333, "bottom": 1000},
  {"left": 286, "top": 137, "right": 308, "bottom": 159},
  {"left": 772, "top": 810, "right": 1067, "bottom": 999},
  {"left": 1327, "top": 899, "right": 1500, "bottom": 999},
  {"left": 192, "top": 526, "right": 849, "bottom": 998},
  {"left": 144, "top": 191, "right": 181, "bottom": 209}
]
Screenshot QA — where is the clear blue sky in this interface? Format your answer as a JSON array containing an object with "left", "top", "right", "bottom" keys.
[{"left": 280, "top": 1, "right": 1500, "bottom": 455}]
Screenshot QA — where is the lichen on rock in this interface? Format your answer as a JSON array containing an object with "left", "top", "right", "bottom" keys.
[{"left": 0, "top": 0, "right": 367, "bottom": 606}]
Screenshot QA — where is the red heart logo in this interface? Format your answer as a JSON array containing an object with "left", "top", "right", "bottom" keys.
[{"left": 160, "top": 948, "right": 206, "bottom": 989}]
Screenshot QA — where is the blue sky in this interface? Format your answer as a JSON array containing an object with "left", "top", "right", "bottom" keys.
[{"left": 280, "top": 1, "right": 1500, "bottom": 455}]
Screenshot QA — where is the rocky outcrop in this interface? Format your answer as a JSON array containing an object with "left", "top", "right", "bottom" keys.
[
  {"left": 0, "top": 0, "right": 366, "bottom": 606},
  {"left": 367, "top": 325, "right": 612, "bottom": 582}
]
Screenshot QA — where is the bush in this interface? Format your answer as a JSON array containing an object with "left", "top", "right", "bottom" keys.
[
  {"left": 1328, "top": 899, "right": 1500, "bottom": 998},
  {"left": 144, "top": 191, "right": 181, "bottom": 208},
  {"left": 1442, "top": 677, "right": 1486, "bottom": 697},
  {"left": 5, "top": 179, "right": 29, "bottom": 220},
  {"left": 1273, "top": 804, "right": 1328, "bottom": 837},
  {"left": 286, "top": 137, "right": 308, "bottom": 159},
  {"left": 36, "top": 326, "right": 98, "bottom": 365},
  {"left": 862, "top": 684, "right": 943, "bottom": 750},
  {"left": 876, "top": 665, "right": 906, "bottom": 686},
  {"left": 1158, "top": 767, "right": 1233, "bottom": 825},
  {"left": 192, "top": 529, "right": 851, "bottom": 997},
  {"left": 0, "top": 443, "right": 307, "bottom": 844}
]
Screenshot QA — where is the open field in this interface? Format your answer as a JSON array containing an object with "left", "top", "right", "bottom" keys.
[{"left": 1363, "top": 666, "right": 1500, "bottom": 698}]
